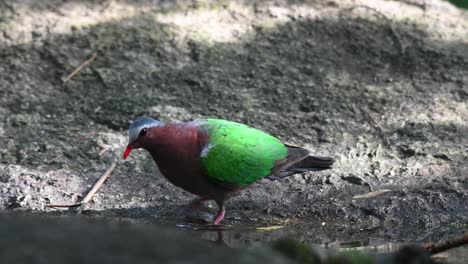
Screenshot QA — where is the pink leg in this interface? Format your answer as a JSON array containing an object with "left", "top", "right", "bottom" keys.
[{"left": 213, "top": 205, "right": 225, "bottom": 225}]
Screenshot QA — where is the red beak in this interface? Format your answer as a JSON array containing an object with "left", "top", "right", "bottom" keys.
[{"left": 123, "top": 145, "right": 133, "bottom": 160}]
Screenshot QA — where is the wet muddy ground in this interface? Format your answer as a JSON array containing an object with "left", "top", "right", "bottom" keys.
[{"left": 0, "top": 0, "right": 467, "bottom": 262}]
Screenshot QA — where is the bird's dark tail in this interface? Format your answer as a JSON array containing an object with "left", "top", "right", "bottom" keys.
[
  {"left": 292, "top": 155, "right": 334, "bottom": 172},
  {"left": 267, "top": 146, "right": 334, "bottom": 181}
]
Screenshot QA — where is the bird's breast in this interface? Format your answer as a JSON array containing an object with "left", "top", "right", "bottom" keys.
[{"left": 146, "top": 126, "right": 217, "bottom": 197}]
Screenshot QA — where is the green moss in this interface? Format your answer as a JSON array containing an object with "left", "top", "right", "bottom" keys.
[{"left": 449, "top": 0, "right": 468, "bottom": 9}]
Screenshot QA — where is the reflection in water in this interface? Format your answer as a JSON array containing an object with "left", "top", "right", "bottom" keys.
[
  {"left": 104, "top": 213, "right": 467, "bottom": 264},
  {"left": 172, "top": 221, "right": 467, "bottom": 264}
]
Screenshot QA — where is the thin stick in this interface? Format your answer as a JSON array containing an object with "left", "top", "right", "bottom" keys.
[
  {"left": 340, "top": 5, "right": 405, "bottom": 54},
  {"left": 46, "top": 162, "right": 117, "bottom": 213},
  {"left": 98, "top": 147, "right": 110, "bottom": 156},
  {"left": 424, "top": 233, "right": 468, "bottom": 255},
  {"left": 77, "top": 162, "right": 117, "bottom": 215},
  {"left": 365, "top": 112, "right": 391, "bottom": 147},
  {"left": 96, "top": 140, "right": 111, "bottom": 156},
  {"left": 63, "top": 52, "right": 97, "bottom": 82}
]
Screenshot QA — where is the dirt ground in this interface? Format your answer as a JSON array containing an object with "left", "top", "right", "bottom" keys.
[{"left": 0, "top": 0, "right": 467, "bottom": 252}]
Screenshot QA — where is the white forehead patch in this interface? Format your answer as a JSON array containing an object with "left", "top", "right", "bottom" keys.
[{"left": 128, "top": 117, "right": 164, "bottom": 143}]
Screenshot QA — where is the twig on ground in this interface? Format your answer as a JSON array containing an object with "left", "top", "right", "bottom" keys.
[
  {"left": 47, "top": 154, "right": 64, "bottom": 164},
  {"left": 221, "top": 3, "right": 246, "bottom": 22},
  {"left": 364, "top": 112, "right": 391, "bottom": 147},
  {"left": 76, "top": 162, "right": 117, "bottom": 215},
  {"left": 98, "top": 147, "right": 109, "bottom": 156},
  {"left": 340, "top": 5, "right": 405, "bottom": 54},
  {"left": 46, "top": 162, "right": 117, "bottom": 214},
  {"left": 63, "top": 52, "right": 97, "bottom": 82},
  {"left": 224, "top": 5, "right": 240, "bottom": 21},
  {"left": 96, "top": 140, "right": 110, "bottom": 156},
  {"left": 424, "top": 232, "right": 468, "bottom": 255},
  {"left": 399, "top": 0, "right": 427, "bottom": 11}
]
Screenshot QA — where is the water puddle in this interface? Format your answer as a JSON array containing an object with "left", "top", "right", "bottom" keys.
[{"left": 170, "top": 221, "right": 467, "bottom": 264}]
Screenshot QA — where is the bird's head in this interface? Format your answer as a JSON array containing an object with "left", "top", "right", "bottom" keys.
[{"left": 123, "top": 117, "right": 164, "bottom": 159}]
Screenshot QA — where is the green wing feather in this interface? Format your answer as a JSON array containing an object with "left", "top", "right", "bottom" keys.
[{"left": 199, "top": 119, "right": 288, "bottom": 186}]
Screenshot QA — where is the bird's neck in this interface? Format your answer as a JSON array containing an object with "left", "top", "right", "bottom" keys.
[{"left": 143, "top": 123, "right": 207, "bottom": 162}]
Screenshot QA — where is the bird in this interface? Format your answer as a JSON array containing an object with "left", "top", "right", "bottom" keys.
[{"left": 123, "top": 117, "right": 334, "bottom": 224}]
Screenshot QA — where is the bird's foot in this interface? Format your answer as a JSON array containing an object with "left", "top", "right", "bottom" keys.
[{"left": 212, "top": 206, "right": 225, "bottom": 225}]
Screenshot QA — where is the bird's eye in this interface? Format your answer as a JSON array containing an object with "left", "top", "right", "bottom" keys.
[{"left": 139, "top": 128, "right": 148, "bottom": 137}]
